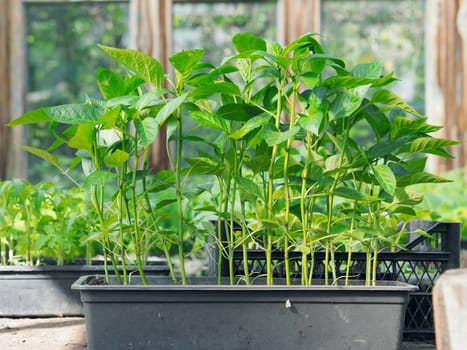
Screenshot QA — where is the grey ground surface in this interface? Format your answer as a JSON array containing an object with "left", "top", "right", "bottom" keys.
[{"left": 0, "top": 317, "right": 87, "bottom": 350}]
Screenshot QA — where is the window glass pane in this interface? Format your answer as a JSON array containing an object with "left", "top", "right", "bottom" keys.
[
  {"left": 26, "top": 2, "right": 128, "bottom": 183},
  {"left": 173, "top": 1, "right": 277, "bottom": 65},
  {"left": 321, "top": 0, "right": 425, "bottom": 113}
]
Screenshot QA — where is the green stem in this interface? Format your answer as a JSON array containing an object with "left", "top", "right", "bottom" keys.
[
  {"left": 265, "top": 80, "right": 284, "bottom": 286},
  {"left": 228, "top": 140, "right": 240, "bottom": 285},
  {"left": 282, "top": 82, "right": 299, "bottom": 286},
  {"left": 372, "top": 248, "right": 378, "bottom": 286},
  {"left": 175, "top": 111, "right": 187, "bottom": 284},
  {"left": 131, "top": 134, "right": 148, "bottom": 285},
  {"left": 366, "top": 251, "right": 372, "bottom": 286},
  {"left": 162, "top": 242, "right": 177, "bottom": 283}
]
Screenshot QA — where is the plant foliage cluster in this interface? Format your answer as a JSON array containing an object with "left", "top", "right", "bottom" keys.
[
  {"left": 9, "top": 32, "right": 459, "bottom": 286},
  {"left": 0, "top": 179, "right": 92, "bottom": 266}
]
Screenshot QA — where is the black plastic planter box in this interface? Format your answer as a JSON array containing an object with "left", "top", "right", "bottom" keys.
[
  {"left": 0, "top": 264, "right": 168, "bottom": 317},
  {"left": 73, "top": 275, "right": 417, "bottom": 350},
  {"left": 209, "top": 220, "right": 461, "bottom": 340}
]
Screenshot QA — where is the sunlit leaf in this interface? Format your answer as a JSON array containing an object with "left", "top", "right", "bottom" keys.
[
  {"left": 98, "top": 44, "right": 165, "bottom": 89},
  {"left": 372, "top": 164, "right": 396, "bottom": 195}
]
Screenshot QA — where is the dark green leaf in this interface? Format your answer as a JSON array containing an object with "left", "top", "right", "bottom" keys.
[
  {"left": 333, "top": 187, "right": 375, "bottom": 201},
  {"left": 217, "top": 103, "right": 263, "bottom": 122}
]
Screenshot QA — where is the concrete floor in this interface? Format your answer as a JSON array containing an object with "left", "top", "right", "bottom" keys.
[{"left": 0, "top": 317, "right": 87, "bottom": 350}]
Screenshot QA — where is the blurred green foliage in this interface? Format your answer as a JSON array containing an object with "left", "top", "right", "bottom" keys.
[
  {"left": 26, "top": 2, "right": 128, "bottom": 184},
  {"left": 413, "top": 169, "right": 467, "bottom": 239},
  {"left": 321, "top": 0, "right": 425, "bottom": 113},
  {"left": 173, "top": 1, "right": 276, "bottom": 65},
  {"left": 0, "top": 179, "right": 95, "bottom": 265}
]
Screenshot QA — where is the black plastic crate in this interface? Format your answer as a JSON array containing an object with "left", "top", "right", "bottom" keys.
[{"left": 209, "top": 221, "right": 460, "bottom": 340}]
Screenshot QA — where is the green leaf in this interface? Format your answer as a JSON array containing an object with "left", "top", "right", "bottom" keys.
[
  {"left": 185, "top": 157, "right": 221, "bottom": 175},
  {"left": 371, "top": 90, "right": 423, "bottom": 117},
  {"left": 351, "top": 61, "right": 382, "bottom": 79},
  {"left": 190, "top": 81, "right": 241, "bottom": 99},
  {"left": 232, "top": 33, "right": 267, "bottom": 53},
  {"left": 83, "top": 170, "right": 116, "bottom": 188},
  {"left": 362, "top": 104, "right": 390, "bottom": 139},
  {"left": 98, "top": 107, "right": 120, "bottom": 129},
  {"left": 303, "top": 54, "right": 346, "bottom": 70},
  {"left": 394, "top": 188, "right": 424, "bottom": 205},
  {"left": 98, "top": 44, "right": 165, "bottom": 89},
  {"left": 366, "top": 140, "right": 407, "bottom": 160},
  {"left": 392, "top": 206, "right": 417, "bottom": 216},
  {"left": 135, "top": 117, "right": 159, "bottom": 145},
  {"left": 372, "top": 164, "right": 396, "bottom": 195},
  {"left": 189, "top": 111, "right": 230, "bottom": 132},
  {"left": 68, "top": 124, "right": 96, "bottom": 151},
  {"left": 96, "top": 67, "right": 126, "bottom": 100},
  {"left": 7, "top": 109, "right": 51, "bottom": 126},
  {"left": 105, "top": 96, "right": 140, "bottom": 108},
  {"left": 229, "top": 113, "right": 271, "bottom": 140},
  {"left": 391, "top": 116, "right": 442, "bottom": 139},
  {"left": 298, "top": 111, "right": 324, "bottom": 136},
  {"left": 217, "top": 103, "right": 263, "bottom": 122},
  {"left": 329, "top": 90, "right": 363, "bottom": 120},
  {"left": 21, "top": 146, "right": 60, "bottom": 169},
  {"left": 169, "top": 49, "right": 205, "bottom": 75},
  {"left": 155, "top": 93, "right": 187, "bottom": 126},
  {"left": 104, "top": 149, "right": 130, "bottom": 167},
  {"left": 333, "top": 187, "right": 375, "bottom": 201},
  {"left": 136, "top": 89, "right": 168, "bottom": 111},
  {"left": 43, "top": 104, "right": 101, "bottom": 124},
  {"left": 400, "top": 137, "right": 461, "bottom": 155},
  {"left": 263, "top": 124, "right": 300, "bottom": 146},
  {"left": 236, "top": 176, "right": 263, "bottom": 199},
  {"left": 397, "top": 172, "right": 452, "bottom": 187}
]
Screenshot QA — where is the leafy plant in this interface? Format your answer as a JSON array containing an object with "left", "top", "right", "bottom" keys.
[
  {"left": 0, "top": 179, "right": 91, "bottom": 265},
  {"left": 8, "top": 32, "right": 459, "bottom": 288},
  {"left": 189, "top": 32, "right": 459, "bottom": 286},
  {"left": 9, "top": 43, "right": 214, "bottom": 285}
]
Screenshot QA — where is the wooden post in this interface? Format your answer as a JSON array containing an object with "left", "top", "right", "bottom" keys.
[
  {"left": 278, "top": 0, "right": 321, "bottom": 45},
  {"left": 426, "top": 0, "right": 465, "bottom": 172},
  {"left": 129, "top": 0, "right": 172, "bottom": 172},
  {"left": 457, "top": 0, "right": 467, "bottom": 170},
  {"left": 0, "top": 0, "right": 26, "bottom": 180},
  {"left": 0, "top": 0, "right": 10, "bottom": 180}
]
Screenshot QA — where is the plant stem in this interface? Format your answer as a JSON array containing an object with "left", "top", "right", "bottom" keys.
[
  {"left": 265, "top": 80, "right": 284, "bottom": 286},
  {"left": 282, "top": 82, "right": 299, "bottom": 286},
  {"left": 130, "top": 134, "right": 148, "bottom": 285},
  {"left": 175, "top": 111, "right": 187, "bottom": 284}
]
